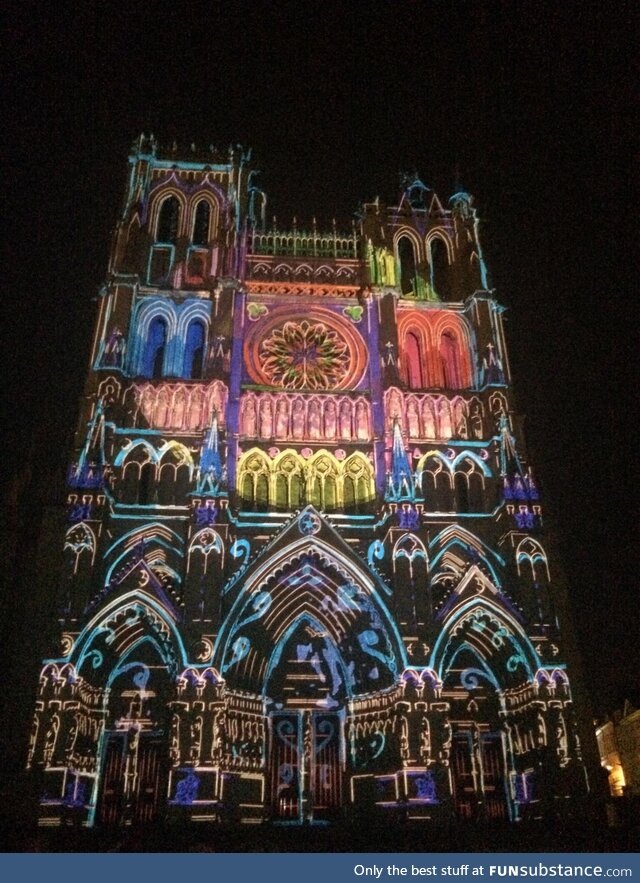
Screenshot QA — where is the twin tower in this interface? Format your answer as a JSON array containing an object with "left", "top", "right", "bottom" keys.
[{"left": 28, "top": 135, "right": 589, "bottom": 830}]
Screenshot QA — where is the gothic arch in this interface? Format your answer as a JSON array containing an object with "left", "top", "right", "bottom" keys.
[
  {"left": 64, "top": 522, "right": 97, "bottom": 573},
  {"left": 73, "top": 591, "right": 186, "bottom": 680},
  {"left": 189, "top": 193, "right": 219, "bottom": 246},
  {"left": 430, "top": 525, "right": 504, "bottom": 588},
  {"left": 154, "top": 193, "right": 183, "bottom": 243},
  {"left": 214, "top": 536, "right": 405, "bottom": 698},
  {"left": 431, "top": 597, "right": 540, "bottom": 689},
  {"left": 149, "top": 188, "right": 188, "bottom": 241},
  {"left": 516, "top": 537, "right": 550, "bottom": 582},
  {"left": 392, "top": 533, "right": 428, "bottom": 579},
  {"left": 394, "top": 227, "right": 423, "bottom": 294},
  {"left": 273, "top": 449, "right": 304, "bottom": 509},
  {"left": 187, "top": 527, "right": 224, "bottom": 574}
]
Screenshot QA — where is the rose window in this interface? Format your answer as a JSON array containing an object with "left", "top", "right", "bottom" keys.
[{"left": 260, "top": 320, "right": 351, "bottom": 390}]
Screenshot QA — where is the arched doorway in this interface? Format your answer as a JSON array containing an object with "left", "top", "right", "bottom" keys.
[
  {"left": 96, "top": 641, "right": 174, "bottom": 827},
  {"left": 444, "top": 648, "right": 509, "bottom": 822},
  {"left": 265, "top": 617, "right": 347, "bottom": 823},
  {"left": 434, "top": 601, "right": 540, "bottom": 824},
  {"left": 215, "top": 533, "right": 404, "bottom": 825}
]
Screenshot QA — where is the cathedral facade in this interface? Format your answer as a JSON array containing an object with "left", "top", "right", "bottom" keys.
[{"left": 28, "top": 136, "right": 589, "bottom": 830}]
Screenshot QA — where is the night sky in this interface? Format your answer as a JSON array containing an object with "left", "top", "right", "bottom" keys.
[{"left": 2, "top": 0, "right": 637, "bottom": 784}]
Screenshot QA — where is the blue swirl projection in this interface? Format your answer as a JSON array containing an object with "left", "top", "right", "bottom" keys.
[
  {"left": 276, "top": 719, "right": 299, "bottom": 752},
  {"left": 358, "top": 629, "right": 395, "bottom": 674},
  {"left": 491, "top": 626, "right": 510, "bottom": 649},
  {"left": 223, "top": 636, "right": 250, "bottom": 672},
  {"left": 460, "top": 666, "right": 499, "bottom": 690},
  {"left": 86, "top": 649, "right": 103, "bottom": 669},
  {"left": 231, "top": 591, "right": 272, "bottom": 635},
  {"left": 230, "top": 538, "right": 251, "bottom": 564},
  {"left": 370, "top": 731, "right": 385, "bottom": 759},
  {"left": 337, "top": 583, "right": 361, "bottom": 611},
  {"left": 367, "top": 540, "right": 385, "bottom": 566},
  {"left": 314, "top": 719, "right": 335, "bottom": 754},
  {"left": 117, "top": 661, "right": 151, "bottom": 690},
  {"left": 321, "top": 642, "right": 343, "bottom": 696},
  {"left": 507, "top": 653, "right": 526, "bottom": 672}
]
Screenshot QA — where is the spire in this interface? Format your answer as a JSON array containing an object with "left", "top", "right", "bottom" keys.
[
  {"left": 498, "top": 413, "right": 538, "bottom": 501},
  {"left": 197, "top": 409, "right": 226, "bottom": 496},
  {"left": 385, "top": 419, "right": 415, "bottom": 502},
  {"left": 68, "top": 400, "right": 106, "bottom": 489}
]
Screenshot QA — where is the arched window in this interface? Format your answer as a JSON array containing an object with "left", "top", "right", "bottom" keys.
[
  {"left": 454, "top": 456, "right": 485, "bottom": 513},
  {"left": 342, "top": 455, "right": 373, "bottom": 513},
  {"left": 192, "top": 200, "right": 211, "bottom": 246},
  {"left": 121, "top": 445, "right": 157, "bottom": 504},
  {"left": 157, "top": 444, "right": 192, "bottom": 505},
  {"left": 430, "top": 237, "right": 451, "bottom": 300},
  {"left": 422, "top": 455, "right": 452, "bottom": 511},
  {"left": 309, "top": 455, "right": 339, "bottom": 511},
  {"left": 143, "top": 317, "right": 167, "bottom": 379},
  {"left": 157, "top": 196, "right": 180, "bottom": 243},
  {"left": 397, "top": 236, "right": 417, "bottom": 296},
  {"left": 440, "top": 331, "right": 461, "bottom": 388},
  {"left": 183, "top": 320, "right": 206, "bottom": 379},
  {"left": 238, "top": 452, "right": 270, "bottom": 511},
  {"left": 274, "top": 455, "right": 302, "bottom": 510},
  {"left": 404, "top": 332, "right": 424, "bottom": 389}
]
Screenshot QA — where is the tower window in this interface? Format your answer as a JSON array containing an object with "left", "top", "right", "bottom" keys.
[
  {"left": 430, "top": 236, "right": 451, "bottom": 300},
  {"left": 143, "top": 316, "right": 168, "bottom": 379},
  {"left": 440, "top": 331, "right": 461, "bottom": 388},
  {"left": 192, "top": 201, "right": 211, "bottom": 247},
  {"left": 397, "top": 236, "right": 417, "bottom": 296},
  {"left": 157, "top": 196, "right": 180, "bottom": 244},
  {"left": 404, "top": 331, "right": 424, "bottom": 389},
  {"left": 183, "top": 320, "right": 206, "bottom": 379}
]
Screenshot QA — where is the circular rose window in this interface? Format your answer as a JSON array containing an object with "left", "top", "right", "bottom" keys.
[{"left": 244, "top": 307, "right": 368, "bottom": 391}]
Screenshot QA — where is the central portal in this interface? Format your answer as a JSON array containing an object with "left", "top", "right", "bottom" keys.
[
  {"left": 269, "top": 710, "right": 343, "bottom": 823},
  {"left": 265, "top": 616, "right": 347, "bottom": 823}
]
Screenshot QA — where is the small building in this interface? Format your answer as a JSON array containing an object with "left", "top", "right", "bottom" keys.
[{"left": 596, "top": 701, "right": 640, "bottom": 798}]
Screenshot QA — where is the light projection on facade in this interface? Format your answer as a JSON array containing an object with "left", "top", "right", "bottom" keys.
[{"left": 28, "top": 136, "right": 588, "bottom": 830}]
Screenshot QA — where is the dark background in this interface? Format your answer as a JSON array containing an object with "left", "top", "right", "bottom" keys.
[{"left": 1, "top": 0, "right": 637, "bottom": 826}]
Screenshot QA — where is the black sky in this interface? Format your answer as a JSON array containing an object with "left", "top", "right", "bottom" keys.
[{"left": 2, "top": 0, "right": 638, "bottom": 726}]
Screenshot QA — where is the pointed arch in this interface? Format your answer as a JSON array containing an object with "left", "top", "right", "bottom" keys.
[
  {"left": 341, "top": 452, "right": 375, "bottom": 512},
  {"left": 149, "top": 188, "right": 188, "bottom": 241},
  {"left": 273, "top": 449, "right": 304, "bottom": 510},
  {"left": 392, "top": 533, "right": 428, "bottom": 579},
  {"left": 155, "top": 194, "right": 181, "bottom": 244},
  {"left": 516, "top": 538, "right": 550, "bottom": 582},
  {"left": 430, "top": 525, "right": 504, "bottom": 587},
  {"left": 237, "top": 447, "right": 271, "bottom": 509},
  {"left": 191, "top": 197, "right": 213, "bottom": 246},
  {"left": 431, "top": 597, "right": 540, "bottom": 688},
  {"left": 426, "top": 230, "right": 453, "bottom": 301},
  {"left": 73, "top": 590, "right": 187, "bottom": 679},
  {"left": 214, "top": 535, "right": 406, "bottom": 697},
  {"left": 404, "top": 331, "right": 424, "bottom": 389},
  {"left": 308, "top": 450, "right": 339, "bottom": 511},
  {"left": 394, "top": 229, "right": 422, "bottom": 297},
  {"left": 145, "top": 316, "right": 168, "bottom": 378},
  {"left": 182, "top": 319, "right": 206, "bottom": 379},
  {"left": 187, "top": 527, "right": 224, "bottom": 574}
]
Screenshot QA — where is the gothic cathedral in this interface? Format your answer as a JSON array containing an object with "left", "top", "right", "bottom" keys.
[{"left": 28, "top": 136, "right": 589, "bottom": 831}]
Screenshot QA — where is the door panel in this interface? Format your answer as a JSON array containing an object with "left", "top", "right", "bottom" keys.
[
  {"left": 451, "top": 729, "right": 508, "bottom": 821},
  {"left": 97, "top": 730, "right": 168, "bottom": 826}
]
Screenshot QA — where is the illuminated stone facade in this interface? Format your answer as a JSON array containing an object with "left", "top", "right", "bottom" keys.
[{"left": 28, "top": 136, "right": 589, "bottom": 829}]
